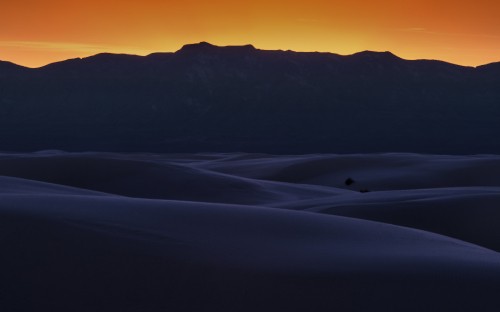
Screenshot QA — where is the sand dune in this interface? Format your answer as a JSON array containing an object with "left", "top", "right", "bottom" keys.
[
  {"left": 195, "top": 153, "right": 500, "bottom": 188},
  {"left": 0, "top": 153, "right": 343, "bottom": 204},
  {"left": 1, "top": 152, "right": 500, "bottom": 311}
]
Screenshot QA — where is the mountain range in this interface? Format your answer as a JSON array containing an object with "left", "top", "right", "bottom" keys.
[{"left": 1, "top": 42, "right": 499, "bottom": 153}]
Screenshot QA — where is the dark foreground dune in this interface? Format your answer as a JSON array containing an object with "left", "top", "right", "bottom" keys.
[{"left": 1, "top": 152, "right": 500, "bottom": 311}]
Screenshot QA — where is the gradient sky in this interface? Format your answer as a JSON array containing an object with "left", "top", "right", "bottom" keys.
[{"left": 1, "top": 0, "right": 500, "bottom": 68}]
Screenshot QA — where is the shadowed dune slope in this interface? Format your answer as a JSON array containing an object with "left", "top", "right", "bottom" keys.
[
  {"left": 0, "top": 153, "right": 342, "bottom": 204},
  {"left": 1, "top": 152, "right": 500, "bottom": 311},
  {"left": 196, "top": 153, "right": 500, "bottom": 190}
]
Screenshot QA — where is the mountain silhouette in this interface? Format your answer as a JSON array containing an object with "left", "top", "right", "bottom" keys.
[
  {"left": 0, "top": 60, "right": 27, "bottom": 77},
  {"left": 1, "top": 42, "right": 499, "bottom": 153}
]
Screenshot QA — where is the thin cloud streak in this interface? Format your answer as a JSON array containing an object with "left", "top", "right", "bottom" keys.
[{"left": 0, "top": 41, "right": 150, "bottom": 54}]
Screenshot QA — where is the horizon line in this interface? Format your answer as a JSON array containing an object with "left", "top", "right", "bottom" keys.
[{"left": 1, "top": 41, "right": 498, "bottom": 69}]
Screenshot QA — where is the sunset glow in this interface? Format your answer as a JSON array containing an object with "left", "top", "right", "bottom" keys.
[{"left": 2, "top": 0, "right": 500, "bottom": 67}]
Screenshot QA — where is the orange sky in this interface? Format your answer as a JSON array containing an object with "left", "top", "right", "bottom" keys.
[{"left": 1, "top": 0, "right": 500, "bottom": 67}]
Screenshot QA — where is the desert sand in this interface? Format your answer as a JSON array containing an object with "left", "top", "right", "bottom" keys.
[{"left": 1, "top": 152, "right": 499, "bottom": 311}]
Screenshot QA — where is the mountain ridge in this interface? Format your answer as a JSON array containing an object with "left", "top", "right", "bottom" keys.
[
  {"left": 1, "top": 42, "right": 497, "bottom": 69},
  {"left": 1, "top": 42, "right": 499, "bottom": 154}
]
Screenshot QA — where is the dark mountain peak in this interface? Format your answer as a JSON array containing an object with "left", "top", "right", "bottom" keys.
[
  {"left": 178, "top": 42, "right": 219, "bottom": 53},
  {"left": 177, "top": 42, "right": 257, "bottom": 55},
  {"left": 475, "top": 61, "right": 500, "bottom": 79},
  {"left": 37, "top": 57, "right": 83, "bottom": 70},
  {"left": 38, "top": 53, "right": 149, "bottom": 74},
  {"left": 0, "top": 60, "right": 27, "bottom": 72},
  {"left": 146, "top": 52, "right": 174, "bottom": 58},
  {"left": 85, "top": 52, "right": 123, "bottom": 60},
  {"left": 350, "top": 50, "right": 402, "bottom": 62},
  {"left": 226, "top": 44, "right": 257, "bottom": 52},
  {"left": 81, "top": 53, "right": 143, "bottom": 63},
  {"left": 477, "top": 61, "right": 500, "bottom": 71},
  {"left": 186, "top": 41, "right": 215, "bottom": 48}
]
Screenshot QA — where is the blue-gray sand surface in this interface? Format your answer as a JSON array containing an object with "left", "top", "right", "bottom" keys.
[{"left": 1, "top": 152, "right": 500, "bottom": 311}]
